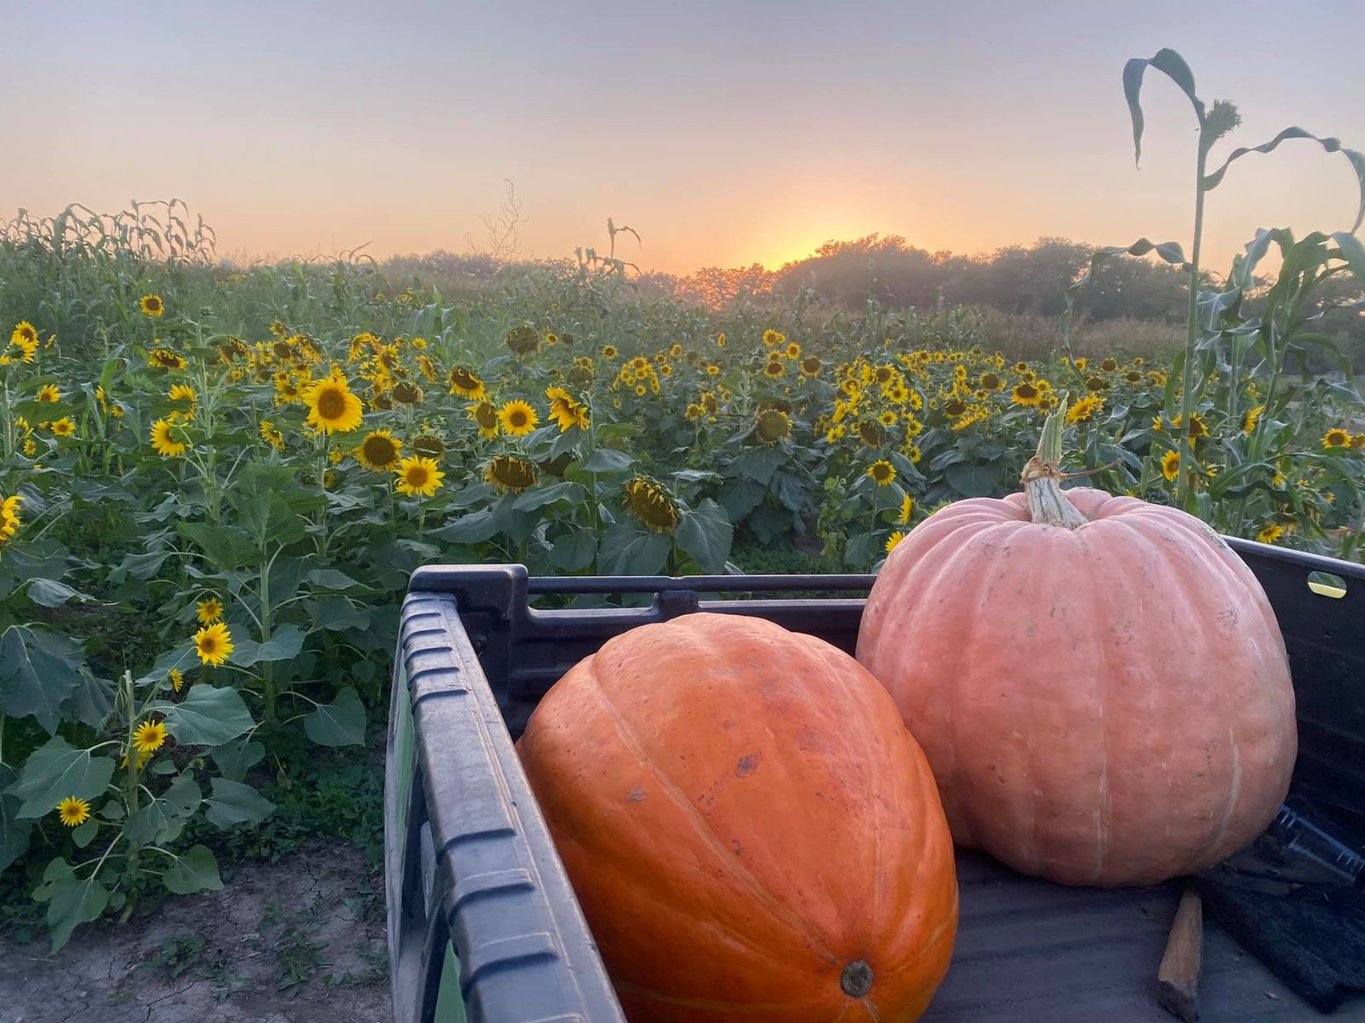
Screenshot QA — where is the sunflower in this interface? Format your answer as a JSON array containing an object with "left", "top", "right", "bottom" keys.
[
  {"left": 1322, "top": 428, "right": 1352, "bottom": 449},
  {"left": 623, "top": 476, "right": 680, "bottom": 533},
  {"left": 139, "top": 294, "right": 165, "bottom": 317},
  {"left": 259, "top": 420, "right": 285, "bottom": 451},
  {"left": 196, "top": 596, "right": 223, "bottom": 625},
  {"left": 897, "top": 494, "right": 914, "bottom": 524},
  {"left": 497, "top": 400, "right": 539, "bottom": 437},
  {"left": 762, "top": 329, "right": 785, "bottom": 348},
  {"left": 392, "top": 380, "right": 424, "bottom": 405},
  {"left": 1161, "top": 450, "right": 1181, "bottom": 482},
  {"left": 36, "top": 384, "right": 60, "bottom": 403},
  {"left": 856, "top": 420, "right": 886, "bottom": 447},
  {"left": 10, "top": 321, "right": 38, "bottom": 361},
  {"left": 785, "top": 341, "right": 801, "bottom": 359},
  {"left": 56, "top": 797, "right": 91, "bottom": 828},
  {"left": 800, "top": 356, "right": 822, "bottom": 377},
  {"left": 754, "top": 408, "right": 792, "bottom": 444},
  {"left": 867, "top": 460, "right": 896, "bottom": 486},
  {"left": 469, "top": 401, "right": 500, "bottom": 439},
  {"left": 194, "top": 622, "right": 233, "bottom": 666},
  {"left": 1256, "top": 523, "right": 1286, "bottom": 544},
  {"left": 482, "top": 454, "right": 539, "bottom": 493},
  {"left": 879, "top": 410, "right": 899, "bottom": 427},
  {"left": 133, "top": 719, "right": 167, "bottom": 755},
  {"left": 411, "top": 434, "right": 445, "bottom": 459},
  {"left": 763, "top": 360, "right": 785, "bottom": 378},
  {"left": 1010, "top": 381, "right": 1042, "bottom": 406},
  {"left": 357, "top": 430, "right": 402, "bottom": 472},
  {"left": 303, "top": 370, "right": 364, "bottom": 434},
  {"left": 167, "top": 382, "right": 198, "bottom": 422},
  {"left": 447, "top": 367, "right": 486, "bottom": 400},
  {"left": 150, "top": 418, "right": 189, "bottom": 457},
  {"left": 979, "top": 372, "right": 1002, "bottom": 391},
  {"left": 505, "top": 325, "right": 541, "bottom": 356},
  {"left": 395, "top": 455, "right": 445, "bottom": 497},
  {"left": 546, "top": 387, "right": 590, "bottom": 432},
  {"left": 1066, "top": 394, "right": 1104, "bottom": 424},
  {"left": 49, "top": 417, "right": 75, "bottom": 438},
  {"left": 1, "top": 494, "right": 21, "bottom": 544},
  {"left": 168, "top": 668, "right": 184, "bottom": 693},
  {"left": 1171, "top": 412, "right": 1209, "bottom": 440},
  {"left": 1100, "top": 358, "right": 1118, "bottom": 373},
  {"left": 1242, "top": 405, "right": 1265, "bottom": 434},
  {"left": 147, "top": 347, "right": 187, "bottom": 371},
  {"left": 885, "top": 530, "right": 907, "bottom": 554},
  {"left": 601, "top": 345, "right": 619, "bottom": 360}
]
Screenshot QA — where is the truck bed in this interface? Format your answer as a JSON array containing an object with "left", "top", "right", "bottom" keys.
[
  {"left": 387, "top": 548, "right": 1365, "bottom": 1023},
  {"left": 928, "top": 851, "right": 1308, "bottom": 1021}
]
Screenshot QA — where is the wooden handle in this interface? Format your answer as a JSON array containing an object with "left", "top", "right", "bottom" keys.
[{"left": 1157, "top": 884, "right": 1203, "bottom": 1022}]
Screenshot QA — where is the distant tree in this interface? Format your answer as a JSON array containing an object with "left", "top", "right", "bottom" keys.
[
  {"left": 767, "top": 234, "right": 1191, "bottom": 323},
  {"left": 774, "top": 234, "right": 949, "bottom": 308}
]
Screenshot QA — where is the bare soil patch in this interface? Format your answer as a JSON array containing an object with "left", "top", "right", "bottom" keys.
[{"left": 0, "top": 839, "right": 389, "bottom": 1023}]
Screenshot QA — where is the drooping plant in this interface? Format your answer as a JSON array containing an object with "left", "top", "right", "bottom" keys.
[{"left": 1063, "top": 47, "right": 1365, "bottom": 513}]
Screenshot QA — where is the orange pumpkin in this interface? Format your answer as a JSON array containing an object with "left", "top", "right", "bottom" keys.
[
  {"left": 518, "top": 612, "right": 959, "bottom": 1023},
  {"left": 857, "top": 418, "right": 1296, "bottom": 887}
]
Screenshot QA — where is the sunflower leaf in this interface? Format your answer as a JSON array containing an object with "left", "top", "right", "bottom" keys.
[
  {"left": 0, "top": 765, "right": 32, "bottom": 875},
  {"left": 597, "top": 526, "right": 670, "bottom": 577},
  {"left": 433, "top": 508, "right": 499, "bottom": 544},
  {"left": 675, "top": 499, "right": 733, "bottom": 575},
  {"left": 0, "top": 624, "right": 85, "bottom": 735},
  {"left": 576, "top": 448, "right": 636, "bottom": 474},
  {"left": 231, "top": 624, "right": 305, "bottom": 667},
  {"left": 34, "top": 859, "right": 109, "bottom": 952},
  {"left": 204, "top": 778, "right": 275, "bottom": 829},
  {"left": 162, "top": 844, "right": 223, "bottom": 895},
  {"left": 71, "top": 819, "right": 98, "bottom": 849},
  {"left": 177, "top": 522, "right": 257, "bottom": 571},
  {"left": 11, "top": 736, "right": 117, "bottom": 818},
  {"left": 125, "top": 775, "right": 199, "bottom": 846},
  {"left": 212, "top": 738, "right": 265, "bottom": 782},
  {"left": 303, "top": 687, "right": 366, "bottom": 748},
  {"left": 26, "top": 578, "right": 101, "bottom": 607},
  {"left": 150, "top": 685, "right": 254, "bottom": 748}
]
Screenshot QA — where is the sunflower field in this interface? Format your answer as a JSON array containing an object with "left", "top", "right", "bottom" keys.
[{"left": 0, "top": 191, "right": 1362, "bottom": 950}]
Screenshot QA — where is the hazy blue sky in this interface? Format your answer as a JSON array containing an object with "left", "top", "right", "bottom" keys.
[{"left": 4, "top": 1, "right": 1363, "bottom": 273}]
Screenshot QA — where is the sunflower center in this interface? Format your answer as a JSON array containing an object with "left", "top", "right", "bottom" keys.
[
  {"left": 318, "top": 389, "right": 346, "bottom": 418},
  {"left": 407, "top": 466, "right": 429, "bottom": 487},
  {"left": 365, "top": 438, "right": 397, "bottom": 464}
]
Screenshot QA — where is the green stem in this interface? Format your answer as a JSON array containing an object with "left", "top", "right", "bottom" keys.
[
  {"left": 1176, "top": 144, "right": 1209, "bottom": 510},
  {"left": 260, "top": 554, "right": 275, "bottom": 728}
]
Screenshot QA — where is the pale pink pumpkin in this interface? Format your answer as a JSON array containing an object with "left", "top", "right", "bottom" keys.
[{"left": 857, "top": 477, "right": 1297, "bottom": 887}]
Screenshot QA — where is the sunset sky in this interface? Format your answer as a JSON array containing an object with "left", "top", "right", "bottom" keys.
[{"left": 6, "top": 1, "right": 1364, "bottom": 275}]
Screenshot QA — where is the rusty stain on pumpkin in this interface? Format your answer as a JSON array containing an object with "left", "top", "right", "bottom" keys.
[{"left": 735, "top": 753, "right": 761, "bottom": 777}]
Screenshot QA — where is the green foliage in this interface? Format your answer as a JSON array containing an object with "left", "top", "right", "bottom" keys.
[{"left": 1, "top": 62, "right": 1363, "bottom": 949}]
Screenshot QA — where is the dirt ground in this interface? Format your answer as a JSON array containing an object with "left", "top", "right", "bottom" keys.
[{"left": 0, "top": 839, "right": 390, "bottom": 1023}]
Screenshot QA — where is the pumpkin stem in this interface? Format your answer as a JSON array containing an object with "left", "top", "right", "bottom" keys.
[
  {"left": 1021, "top": 395, "right": 1089, "bottom": 530},
  {"left": 840, "top": 960, "right": 874, "bottom": 998}
]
